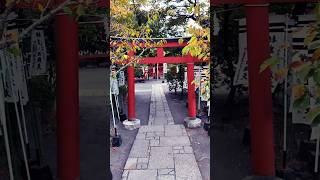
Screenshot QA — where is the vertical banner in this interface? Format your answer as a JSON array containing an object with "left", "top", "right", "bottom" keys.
[
  {"left": 234, "top": 15, "right": 287, "bottom": 92},
  {"left": 4, "top": 30, "right": 29, "bottom": 105},
  {"left": 118, "top": 71, "right": 125, "bottom": 86},
  {"left": 163, "top": 63, "right": 167, "bottom": 73},
  {"left": 111, "top": 77, "right": 119, "bottom": 95},
  {"left": 30, "top": 30, "right": 47, "bottom": 76}
]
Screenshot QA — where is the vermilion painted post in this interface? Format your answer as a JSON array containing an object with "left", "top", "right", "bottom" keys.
[
  {"left": 187, "top": 62, "right": 197, "bottom": 119},
  {"left": 55, "top": 12, "right": 79, "bottom": 180},
  {"left": 157, "top": 47, "right": 164, "bottom": 57},
  {"left": 157, "top": 48, "right": 164, "bottom": 79},
  {"left": 128, "top": 51, "right": 136, "bottom": 120},
  {"left": 245, "top": 4, "right": 275, "bottom": 176}
]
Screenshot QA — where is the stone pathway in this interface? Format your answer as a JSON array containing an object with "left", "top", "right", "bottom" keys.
[
  {"left": 148, "top": 84, "right": 174, "bottom": 125},
  {"left": 122, "top": 84, "right": 202, "bottom": 180}
]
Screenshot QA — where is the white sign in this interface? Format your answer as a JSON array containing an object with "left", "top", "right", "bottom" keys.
[
  {"left": 118, "top": 71, "right": 125, "bottom": 86},
  {"left": 234, "top": 15, "right": 287, "bottom": 93},
  {"left": 163, "top": 63, "right": 167, "bottom": 73},
  {"left": 1, "top": 30, "right": 29, "bottom": 105},
  {"left": 110, "top": 77, "right": 119, "bottom": 95}
]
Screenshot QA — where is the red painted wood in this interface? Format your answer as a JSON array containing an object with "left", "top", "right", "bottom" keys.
[
  {"left": 246, "top": 5, "right": 275, "bottom": 176},
  {"left": 212, "top": 0, "right": 318, "bottom": 5},
  {"left": 138, "top": 56, "right": 205, "bottom": 64},
  {"left": 55, "top": 13, "right": 79, "bottom": 180},
  {"left": 127, "top": 51, "right": 136, "bottom": 120},
  {"left": 157, "top": 47, "right": 164, "bottom": 57},
  {"left": 79, "top": 55, "right": 205, "bottom": 64},
  {"left": 187, "top": 62, "right": 197, "bottom": 118}
]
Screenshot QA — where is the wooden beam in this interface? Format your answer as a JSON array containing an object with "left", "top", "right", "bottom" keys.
[{"left": 138, "top": 56, "right": 205, "bottom": 64}]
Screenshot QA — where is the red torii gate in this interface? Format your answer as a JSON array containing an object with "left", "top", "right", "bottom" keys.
[
  {"left": 212, "top": 0, "right": 317, "bottom": 177},
  {"left": 16, "top": 1, "right": 108, "bottom": 180},
  {"left": 111, "top": 37, "right": 206, "bottom": 128}
]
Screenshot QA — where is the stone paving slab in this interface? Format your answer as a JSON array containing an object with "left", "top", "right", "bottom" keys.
[
  {"left": 148, "top": 146, "right": 174, "bottom": 169},
  {"left": 175, "top": 154, "right": 203, "bottom": 180},
  {"left": 160, "top": 136, "right": 191, "bottom": 146},
  {"left": 126, "top": 170, "right": 157, "bottom": 180},
  {"left": 128, "top": 139, "right": 149, "bottom": 158},
  {"left": 122, "top": 84, "right": 202, "bottom": 180}
]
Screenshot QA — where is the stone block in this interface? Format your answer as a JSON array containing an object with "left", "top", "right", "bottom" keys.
[
  {"left": 124, "top": 158, "right": 137, "bottom": 170},
  {"left": 175, "top": 154, "right": 202, "bottom": 180},
  {"left": 127, "top": 170, "right": 157, "bottom": 180}
]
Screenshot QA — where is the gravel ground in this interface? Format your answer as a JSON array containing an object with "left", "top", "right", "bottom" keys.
[
  {"left": 212, "top": 89, "right": 251, "bottom": 180},
  {"left": 42, "top": 67, "right": 111, "bottom": 179}
]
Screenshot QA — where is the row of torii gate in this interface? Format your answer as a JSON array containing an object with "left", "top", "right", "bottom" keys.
[{"left": 16, "top": 0, "right": 317, "bottom": 180}]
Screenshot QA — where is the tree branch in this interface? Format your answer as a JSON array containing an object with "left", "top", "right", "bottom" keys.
[
  {"left": 19, "top": 0, "right": 73, "bottom": 39},
  {"left": 114, "top": 48, "right": 147, "bottom": 76},
  {"left": 41, "top": 0, "right": 53, "bottom": 18}
]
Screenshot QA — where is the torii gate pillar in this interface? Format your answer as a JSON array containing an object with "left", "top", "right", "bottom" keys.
[
  {"left": 184, "top": 59, "right": 201, "bottom": 128},
  {"left": 55, "top": 11, "right": 80, "bottom": 180},
  {"left": 246, "top": 4, "right": 275, "bottom": 176},
  {"left": 123, "top": 51, "right": 141, "bottom": 130}
]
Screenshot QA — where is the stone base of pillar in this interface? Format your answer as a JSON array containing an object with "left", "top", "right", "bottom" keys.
[
  {"left": 184, "top": 117, "right": 201, "bottom": 128},
  {"left": 123, "top": 119, "right": 141, "bottom": 130},
  {"left": 241, "top": 176, "right": 282, "bottom": 180}
]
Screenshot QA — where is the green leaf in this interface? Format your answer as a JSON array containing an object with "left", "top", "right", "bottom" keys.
[
  {"left": 312, "top": 115, "right": 320, "bottom": 126},
  {"left": 63, "top": 6, "right": 72, "bottom": 15},
  {"left": 296, "top": 62, "right": 312, "bottom": 81},
  {"left": 314, "top": 68, "right": 320, "bottom": 85},
  {"left": 307, "top": 107, "right": 320, "bottom": 125},
  {"left": 309, "top": 40, "right": 320, "bottom": 50},
  {"left": 7, "top": 47, "right": 21, "bottom": 57},
  {"left": 293, "top": 94, "right": 310, "bottom": 109},
  {"left": 76, "top": 5, "right": 85, "bottom": 17},
  {"left": 182, "top": 46, "right": 189, "bottom": 55},
  {"left": 260, "top": 57, "right": 281, "bottom": 73}
]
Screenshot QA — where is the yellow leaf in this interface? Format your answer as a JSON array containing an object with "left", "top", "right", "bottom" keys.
[
  {"left": 311, "top": 48, "right": 320, "bottom": 62},
  {"left": 292, "top": 84, "right": 306, "bottom": 100},
  {"left": 178, "top": 38, "right": 184, "bottom": 44},
  {"left": 5, "top": 0, "right": 15, "bottom": 7},
  {"left": 274, "top": 68, "right": 288, "bottom": 81},
  {"left": 194, "top": 5, "right": 200, "bottom": 16},
  {"left": 123, "top": 55, "right": 128, "bottom": 60},
  {"left": 304, "top": 28, "right": 317, "bottom": 46},
  {"left": 37, "top": 3, "right": 44, "bottom": 12}
]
